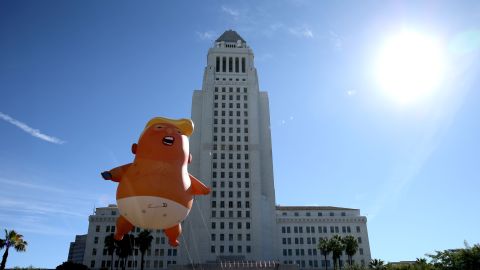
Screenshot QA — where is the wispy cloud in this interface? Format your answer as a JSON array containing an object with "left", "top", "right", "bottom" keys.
[
  {"left": 196, "top": 31, "right": 216, "bottom": 41},
  {"left": 288, "top": 26, "right": 314, "bottom": 38},
  {"left": 0, "top": 112, "right": 65, "bottom": 144},
  {"left": 0, "top": 176, "right": 102, "bottom": 236},
  {"left": 221, "top": 5, "right": 240, "bottom": 19}
]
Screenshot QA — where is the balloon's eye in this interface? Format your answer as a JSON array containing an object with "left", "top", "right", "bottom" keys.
[
  {"left": 155, "top": 125, "right": 164, "bottom": 130},
  {"left": 177, "top": 130, "right": 182, "bottom": 134}
]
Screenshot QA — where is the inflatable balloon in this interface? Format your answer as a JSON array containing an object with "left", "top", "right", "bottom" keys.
[{"left": 101, "top": 117, "right": 210, "bottom": 246}]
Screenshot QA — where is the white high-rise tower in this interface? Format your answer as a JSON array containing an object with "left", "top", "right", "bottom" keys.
[
  {"left": 76, "top": 30, "right": 371, "bottom": 270},
  {"left": 182, "top": 30, "right": 278, "bottom": 263}
]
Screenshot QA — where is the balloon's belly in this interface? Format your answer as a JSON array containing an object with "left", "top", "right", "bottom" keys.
[{"left": 117, "top": 196, "right": 190, "bottom": 229}]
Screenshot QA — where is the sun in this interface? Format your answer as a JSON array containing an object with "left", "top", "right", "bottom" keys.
[{"left": 375, "top": 31, "right": 445, "bottom": 104}]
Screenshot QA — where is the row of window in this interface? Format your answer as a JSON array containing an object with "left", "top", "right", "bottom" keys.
[
  {"left": 282, "top": 237, "right": 318, "bottom": 245},
  {"left": 96, "top": 225, "right": 152, "bottom": 234},
  {"left": 213, "top": 118, "right": 248, "bottom": 125},
  {"left": 211, "top": 210, "right": 250, "bottom": 218},
  {"left": 213, "top": 162, "right": 250, "bottom": 170},
  {"left": 282, "top": 235, "right": 364, "bottom": 246},
  {"left": 215, "top": 87, "right": 248, "bottom": 93},
  {"left": 215, "top": 77, "right": 247, "bottom": 82},
  {"left": 213, "top": 144, "right": 249, "bottom": 151},
  {"left": 212, "top": 180, "right": 250, "bottom": 188},
  {"left": 281, "top": 225, "right": 362, "bottom": 234},
  {"left": 213, "top": 127, "right": 248, "bottom": 134},
  {"left": 211, "top": 221, "right": 251, "bottom": 230},
  {"left": 213, "top": 135, "right": 249, "bottom": 143},
  {"left": 214, "top": 102, "right": 248, "bottom": 109},
  {"left": 215, "top": 56, "right": 246, "bottom": 73},
  {"left": 211, "top": 233, "right": 251, "bottom": 241},
  {"left": 282, "top": 248, "right": 319, "bottom": 256},
  {"left": 282, "top": 211, "right": 348, "bottom": 217},
  {"left": 211, "top": 245, "right": 251, "bottom": 254},
  {"left": 210, "top": 190, "right": 250, "bottom": 198},
  {"left": 212, "top": 171, "right": 250, "bottom": 180},
  {"left": 212, "top": 200, "right": 251, "bottom": 208},
  {"left": 214, "top": 110, "right": 248, "bottom": 117},
  {"left": 214, "top": 94, "right": 248, "bottom": 101}
]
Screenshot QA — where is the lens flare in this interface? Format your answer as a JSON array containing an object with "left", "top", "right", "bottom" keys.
[{"left": 375, "top": 31, "right": 445, "bottom": 104}]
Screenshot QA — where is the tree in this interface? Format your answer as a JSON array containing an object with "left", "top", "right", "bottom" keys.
[
  {"left": 56, "top": 261, "right": 89, "bottom": 270},
  {"left": 318, "top": 237, "right": 332, "bottom": 270},
  {"left": 427, "top": 242, "right": 480, "bottom": 270},
  {"left": 330, "top": 235, "right": 346, "bottom": 270},
  {"left": 0, "top": 230, "right": 27, "bottom": 270},
  {"left": 369, "top": 259, "right": 385, "bottom": 270},
  {"left": 135, "top": 230, "right": 153, "bottom": 270},
  {"left": 343, "top": 235, "right": 359, "bottom": 266},
  {"left": 104, "top": 234, "right": 116, "bottom": 270},
  {"left": 116, "top": 234, "right": 134, "bottom": 270}
]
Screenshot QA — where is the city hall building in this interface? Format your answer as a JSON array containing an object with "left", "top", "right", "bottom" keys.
[{"left": 71, "top": 30, "right": 371, "bottom": 270}]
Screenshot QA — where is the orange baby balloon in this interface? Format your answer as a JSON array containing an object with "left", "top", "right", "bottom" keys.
[{"left": 101, "top": 117, "right": 210, "bottom": 246}]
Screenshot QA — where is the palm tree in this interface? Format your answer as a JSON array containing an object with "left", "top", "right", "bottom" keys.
[
  {"left": 368, "top": 259, "right": 385, "bottom": 270},
  {"left": 135, "top": 230, "right": 153, "bottom": 270},
  {"left": 318, "top": 237, "right": 331, "bottom": 270},
  {"left": 329, "top": 235, "right": 345, "bottom": 270},
  {"left": 0, "top": 230, "right": 28, "bottom": 270},
  {"left": 104, "top": 234, "right": 116, "bottom": 270},
  {"left": 117, "top": 234, "right": 134, "bottom": 270},
  {"left": 342, "top": 235, "right": 359, "bottom": 266}
]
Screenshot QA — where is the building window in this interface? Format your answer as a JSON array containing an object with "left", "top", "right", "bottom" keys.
[
  {"left": 222, "top": 57, "right": 226, "bottom": 72},
  {"left": 242, "top": 57, "right": 246, "bottom": 73},
  {"left": 356, "top": 226, "right": 361, "bottom": 233},
  {"left": 95, "top": 225, "right": 100, "bottom": 232},
  {"left": 216, "top": 57, "right": 220, "bottom": 72},
  {"left": 235, "top": 57, "right": 239, "bottom": 72},
  {"left": 229, "top": 57, "right": 233, "bottom": 72}
]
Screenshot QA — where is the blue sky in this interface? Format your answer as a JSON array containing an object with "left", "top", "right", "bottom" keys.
[{"left": 1, "top": 0, "right": 479, "bottom": 268}]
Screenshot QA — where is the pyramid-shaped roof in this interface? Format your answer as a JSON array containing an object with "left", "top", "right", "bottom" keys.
[{"left": 216, "top": 30, "right": 246, "bottom": 43}]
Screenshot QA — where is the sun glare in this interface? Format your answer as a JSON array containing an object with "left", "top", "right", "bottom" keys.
[{"left": 375, "top": 31, "right": 445, "bottom": 104}]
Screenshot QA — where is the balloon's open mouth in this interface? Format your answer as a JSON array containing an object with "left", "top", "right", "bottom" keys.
[{"left": 163, "top": 136, "right": 174, "bottom": 146}]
